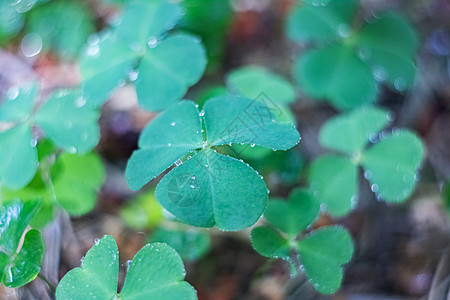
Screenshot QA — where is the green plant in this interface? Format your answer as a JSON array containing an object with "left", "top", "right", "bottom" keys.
[
  {"left": 251, "top": 189, "right": 353, "bottom": 294},
  {"left": 0, "top": 84, "right": 100, "bottom": 189},
  {"left": 309, "top": 107, "right": 425, "bottom": 216},
  {"left": 56, "top": 235, "right": 197, "bottom": 300},
  {"left": 0, "top": 199, "right": 45, "bottom": 288},
  {"left": 126, "top": 96, "right": 300, "bottom": 230},
  {"left": 80, "top": 0, "right": 207, "bottom": 111},
  {"left": 287, "top": 0, "right": 418, "bottom": 109}
]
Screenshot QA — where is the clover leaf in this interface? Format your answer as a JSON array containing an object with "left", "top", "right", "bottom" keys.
[
  {"left": 26, "top": 1, "right": 95, "bottom": 59},
  {"left": 287, "top": 0, "right": 418, "bottom": 109},
  {"left": 55, "top": 235, "right": 197, "bottom": 300},
  {"left": 0, "top": 84, "right": 100, "bottom": 189},
  {"left": 80, "top": 0, "right": 206, "bottom": 111},
  {"left": 150, "top": 227, "right": 211, "bottom": 261},
  {"left": 126, "top": 96, "right": 300, "bottom": 230},
  {"left": 2, "top": 150, "right": 105, "bottom": 227},
  {"left": 0, "top": 199, "right": 45, "bottom": 288},
  {"left": 309, "top": 107, "right": 425, "bottom": 216},
  {"left": 250, "top": 189, "right": 353, "bottom": 294}
]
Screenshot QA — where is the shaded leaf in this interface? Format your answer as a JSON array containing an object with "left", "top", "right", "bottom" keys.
[
  {"left": 319, "top": 107, "right": 389, "bottom": 154},
  {"left": 250, "top": 226, "right": 291, "bottom": 261},
  {"left": 0, "top": 124, "right": 38, "bottom": 189},
  {"left": 297, "top": 226, "right": 353, "bottom": 294},
  {"left": 35, "top": 89, "right": 100, "bottom": 153},
  {"left": 308, "top": 155, "right": 357, "bottom": 217},
  {"left": 361, "top": 130, "right": 425, "bottom": 202},
  {"left": 286, "top": 0, "right": 356, "bottom": 43},
  {"left": 0, "top": 83, "right": 38, "bottom": 122},
  {"left": 150, "top": 227, "right": 211, "bottom": 261},
  {"left": 136, "top": 34, "right": 206, "bottom": 111},
  {"left": 264, "top": 189, "right": 320, "bottom": 234},
  {"left": 121, "top": 189, "right": 164, "bottom": 229},
  {"left": 294, "top": 45, "right": 377, "bottom": 110},
  {"left": 226, "top": 66, "right": 295, "bottom": 104}
]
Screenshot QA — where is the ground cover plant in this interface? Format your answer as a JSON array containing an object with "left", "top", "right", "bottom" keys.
[{"left": 0, "top": 0, "right": 448, "bottom": 299}]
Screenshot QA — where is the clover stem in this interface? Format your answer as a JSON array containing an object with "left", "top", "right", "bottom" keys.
[{"left": 38, "top": 272, "right": 56, "bottom": 293}]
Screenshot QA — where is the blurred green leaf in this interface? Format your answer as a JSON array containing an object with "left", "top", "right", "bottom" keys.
[
  {"left": 51, "top": 152, "right": 105, "bottom": 215},
  {"left": 27, "top": 1, "right": 95, "bottom": 59},
  {"left": 120, "top": 189, "right": 164, "bottom": 229},
  {"left": 136, "top": 34, "right": 207, "bottom": 111},
  {"left": 294, "top": 45, "right": 377, "bottom": 110},
  {"left": 355, "top": 13, "right": 418, "bottom": 89},
  {"left": 56, "top": 235, "right": 197, "bottom": 300},
  {"left": 286, "top": 0, "right": 356, "bottom": 43},
  {"left": 297, "top": 226, "right": 353, "bottom": 294},
  {"left": 361, "top": 130, "right": 424, "bottom": 202},
  {"left": 319, "top": 107, "right": 389, "bottom": 154},
  {"left": 227, "top": 66, "right": 296, "bottom": 104},
  {"left": 264, "top": 189, "right": 320, "bottom": 234},
  {"left": 0, "top": 2, "right": 24, "bottom": 44},
  {"left": 308, "top": 155, "right": 357, "bottom": 217},
  {"left": 150, "top": 227, "right": 211, "bottom": 261},
  {"left": 35, "top": 89, "right": 100, "bottom": 154},
  {"left": 80, "top": 0, "right": 206, "bottom": 111},
  {"left": 0, "top": 84, "right": 38, "bottom": 122},
  {"left": 0, "top": 124, "right": 39, "bottom": 190}
]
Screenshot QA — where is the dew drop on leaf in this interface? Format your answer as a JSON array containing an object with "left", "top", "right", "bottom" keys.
[
  {"left": 7, "top": 86, "right": 19, "bottom": 101},
  {"left": 21, "top": 33, "right": 42, "bottom": 57},
  {"left": 394, "top": 77, "right": 407, "bottom": 91},
  {"left": 147, "top": 36, "right": 158, "bottom": 48},
  {"left": 364, "top": 171, "right": 373, "bottom": 180},
  {"left": 128, "top": 70, "right": 139, "bottom": 81},
  {"left": 371, "top": 184, "right": 379, "bottom": 193}
]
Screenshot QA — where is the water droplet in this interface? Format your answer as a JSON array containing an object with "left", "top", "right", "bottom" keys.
[
  {"left": 195, "top": 104, "right": 199, "bottom": 108},
  {"left": 387, "top": 111, "right": 395, "bottom": 121},
  {"left": 7, "top": 87, "right": 20, "bottom": 101},
  {"left": 250, "top": 143, "right": 255, "bottom": 147},
  {"left": 86, "top": 44, "right": 99, "bottom": 57},
  {"left": 147, "top": 36, "right": 158, "bottom": 48},
  {"left": 373, "top": 66, "right": 387, "bottom": 81},
  {"left": 204, "top": 164, "right": 209, "bottom": 167},
  {"left": 260, "top": 175, "right": 264, "bottom": 179},
  {"left": 126, "top": 260, "right": 132, "bottom": 270},
  {"left": 358, "top": 47, "right": 372, "bottom": 60},
  {"left": 364, "top": 171, "right": 373, "bottom": 180},
  {"left": 394, "top": 77, "right": 407, "bottom": 91},
  {"left": 369, "top": 133, "right": 378, "bottom": 143},
  {"left": 371, "top": 184, "right": 379, "bottom": 193},
  {"left": 175, "top": 159, "right": 182, "bottom": 166},
  {"left": 170, "top": 122, "right": 176, "bottom": 126},
  {"left": 191, "top": 176, "right": 196, "bottom": 180},
  {"left": 128, "top": 70, "right": 139, "bottom": 81},
  {"left": 76, "top": 96, "right": 87, "bottom": 107},
  {"left": 94, "top": 238, "right": 100, "bottom": 245},
  {"left": 168, "top": 143, "right": 172, "bottom": 146},
  {"left": 337, "top": 23, "right": 351, "bottom": 38},
  {"left": 68, "top": 146, "right": 77, "bottom": 154},
  {"left": 190, "top": 185, "right": 195, "bottom": 189},
  {"left": 30, "top": 139, "right": 37, "bottom": 147},
  {"left": 199, "top": 110, "right": 205, "bottom": 117},
  {"left": 129, "top": 42, "right": 143, "bottom": 53},
  {"left": 414, "top": 173, "right": 421, "bottom": 182},
  {"left": 117, "top": 79, "right": 126, "bottom": 87},
  {"left": 21, "top": 33, "right": 42, "bottom": 57},
  {"left": 80, "top": 256, "right": 85, "bottom": 263}
]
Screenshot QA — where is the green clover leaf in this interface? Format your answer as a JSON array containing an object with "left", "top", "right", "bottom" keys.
[
  {"left": 126, "top": 96, "right": 300, "bottom": 230},
  {"left": 251, "top": 189, "right": 353, "bottom": 294},
  {"left": 80, "top": 0, "right": 206, "bottom": 111},
  {"left": 0, "top": 199, "right": 45, "bottom": 288},
  {"left": 55, "top": 235, "right": 197, "bottom": 300},
  {"left": 2, "top": 150, "right": 105, "bottom": 227},
  {"left": 287, "top": 0, "right": 418, "bottom": 109},
  {"left": 309, "top": 107, "right": 425, "bottom": 216},
  {"left": 0, "top": 84, "right": 100, "bottom": 189}
]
